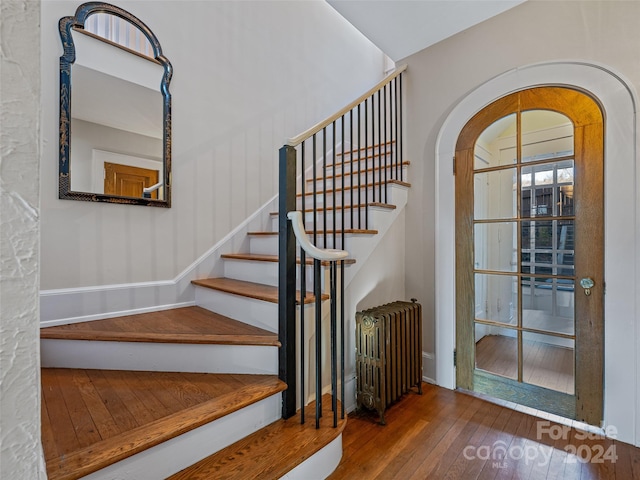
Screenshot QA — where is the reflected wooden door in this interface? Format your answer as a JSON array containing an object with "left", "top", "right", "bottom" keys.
[
  {"left": 455, "top": 87, "right": 604, "bottom": 425},
  {"left": 104, "top": 162, "right": 159, "bottom": 199}
]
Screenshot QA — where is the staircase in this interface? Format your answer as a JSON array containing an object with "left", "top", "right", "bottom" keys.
[{"left": 40, "top": 67, "right": 408, "bottom": 479}]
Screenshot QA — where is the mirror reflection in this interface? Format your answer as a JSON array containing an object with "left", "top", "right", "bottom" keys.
[{"left": 59, "top": 2, "right": 172, "bottom": 207}]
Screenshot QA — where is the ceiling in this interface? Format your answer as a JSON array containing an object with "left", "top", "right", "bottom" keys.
[{"left": 327, "top": 0, "right": 526, "bottom": 61}]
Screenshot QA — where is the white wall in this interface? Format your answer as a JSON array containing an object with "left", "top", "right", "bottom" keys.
[
  {"left": 40, "top": 0, "right": 384, "bottom": 289},
  {"left": 70, "top": 119, "right": 162, "bottom": 192},
  {"left": 402, "top": 0, "right": 640, "bottom": 444},
  {"left": 0, "top": 0, "right": 46, "bottom": 478}
]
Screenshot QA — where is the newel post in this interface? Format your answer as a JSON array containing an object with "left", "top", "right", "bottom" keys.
[{"left": 278, "top": 144, "right": 297, "bottom": 419}]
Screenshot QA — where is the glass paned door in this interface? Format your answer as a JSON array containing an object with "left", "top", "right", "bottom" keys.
[{"left": 455, "top": 87, "right": 604, "bottom": 425}]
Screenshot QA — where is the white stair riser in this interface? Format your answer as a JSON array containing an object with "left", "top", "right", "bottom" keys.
[
  {"left": 279, "top": 435, "right": 343, "bottom": 480},
  {"left": 195, "top": 287, "right": 279, "bottom": 331},
  {"left": 249, "top": 235, "right": 279, "bottom": 255},
  {"left": 224, "top": 258, "right": 327, "bottom": 291},
  {"left": 82, "top": 394, "right": 282, "bottom": 480},
  {"left": 41, "top": 339, "right": 278, "bottom": 374}
]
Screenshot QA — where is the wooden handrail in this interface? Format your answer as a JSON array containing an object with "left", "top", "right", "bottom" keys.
[
  {"left": 287, "top": 211, "right": 349, "bottom": 261},
  {"left": 286, "top": 64, "right": 407, "bottom": 147}
]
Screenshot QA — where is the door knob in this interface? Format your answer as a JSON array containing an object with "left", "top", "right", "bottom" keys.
[{"left": 580, "top": 277, "right": 595, "bottom": 296}]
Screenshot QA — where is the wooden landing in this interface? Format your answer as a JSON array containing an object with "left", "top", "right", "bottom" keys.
[
  {"left": 169, "top": 394, "right": 346, "bottom": 480},
  {"left": 41, "top": 368, "right": 286, "bottom": 480},
  {"left": 40, "top": 306, "right": 279, "bottom": 346},
  {"left": 192, "top": 277, "right": 329, "bottom": 304}
]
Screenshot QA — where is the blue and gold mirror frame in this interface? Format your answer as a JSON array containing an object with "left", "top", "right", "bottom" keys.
[{"left": 59, "top": 2, "right": 173, "bottom": 207}]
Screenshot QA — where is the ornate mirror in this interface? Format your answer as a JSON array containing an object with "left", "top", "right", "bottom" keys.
[{"left": 59, "top": 2, "right": 172, "bottom": 207}]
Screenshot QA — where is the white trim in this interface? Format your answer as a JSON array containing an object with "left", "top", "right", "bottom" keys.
[
  {"left": 435, "top": 61, "right": 638, "bottom": 445},
  {"left": 39, "top": 301, "right": 195, "bottom": 328}
]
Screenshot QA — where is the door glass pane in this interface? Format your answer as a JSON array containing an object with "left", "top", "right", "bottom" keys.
[
  {"left": 474, "top": 274, "right": 517, "bottom": 324},
  {"left": 475, "top": 223, "right": 516, "bottom": 272},
  {"left": 475, "top": 325, "right": 517, "bottom": 380},
  {"left": 523, "top": 331, "right": 574, "bottom": 394},
  {"left": 474, "top": 113, "right": 516, "bottom": 169},
  {"left": 522, "top": 110, "right": 574, "bottom": 162},
  {"left": 522, "top": 278, "right": 574, "bottom": 335},
  {"left": 474, "top": 168, "right": 517, "bottom": 220},
  {"left": 521, "top": 161, "right": 574, "bottom": 218}
]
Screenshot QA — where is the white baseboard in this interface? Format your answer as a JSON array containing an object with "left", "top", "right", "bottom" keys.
[{"left": 39, "top": 301, "right": 196, "bottom": 328}]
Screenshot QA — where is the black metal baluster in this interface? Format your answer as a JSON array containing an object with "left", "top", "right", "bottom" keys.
[
  {"left": 350, "top": 109, "right": 354, "bottom": 230},
  {"left": 364, "top": 98, "right": 368, "bottom": 231},
  {"left": 341, "top": 115, "right": 345, "bottom": 241},
  {"left": 323, "top": 127, "right": 327, "bottom": 248},
  {"left": 357, "top": 104, "right": 362, "bottom": 229},
  {"left": 332, "top": 121, "right": 336, "bottom": 250},
  {"left": 373, "top": 90, "right": 384, "bottom": 203},
  {"left": 300, "top": 141, "right": 306, "bottom": 425},
  {"left": 330, "top": 261, "right": 337, "bottom": 428},
  {"left": 383, "top": 84, "right": 388, "bottom": 204},
  {"left": 340, "top": 260, "right": 345, "bottom": 419},
  {"left": 314, "top": 258, "right": 322, "bottom": 428},
  {"left": 313, "top": 135, "right": 317, "bottom": 245},
  {"left": 394, "top": 77, "right": 399, "bottom": 179},
  {"left": 399, "top": 73, "right": 404, "bottom": 182}
]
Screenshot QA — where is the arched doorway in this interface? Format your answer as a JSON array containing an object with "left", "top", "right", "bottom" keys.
[
  {"left": 454, "top": 87, "right": 603, "bottom": 425},
  {"left": 434, "top": 62, "right": 638, "bottom": 442}
]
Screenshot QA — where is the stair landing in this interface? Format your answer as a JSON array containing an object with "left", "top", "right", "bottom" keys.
[
  {"left": 40, "top": 306, "right": 279, "bottom": 346},
  {"left": 41, "top": 368, "right": 286, "bottom": 480}
]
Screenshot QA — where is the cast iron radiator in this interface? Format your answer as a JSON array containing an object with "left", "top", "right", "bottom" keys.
[{"left": 355, "top": 300, "right": 423, "bottom": 424}]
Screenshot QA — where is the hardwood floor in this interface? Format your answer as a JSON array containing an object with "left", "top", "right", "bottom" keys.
[
  {"left": 330, "top": 383, "right": 640, "bottom": 480},
  {"left": 476, "top": 334, "right": 574, "bottom": 394}
]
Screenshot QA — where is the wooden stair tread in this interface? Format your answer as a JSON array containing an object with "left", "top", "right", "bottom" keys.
[
  {"left": 42, "top": 368, "right": 286, "bottom": 480},
  {"left": 192, "top": 277, "right": 329, "bottom": 304},
  {"left": 269, "top": 202, "right": 397, "bottom": 216},
  {"left": 248, "top": 229, "right": 378, "bottom": 236},
  {"left": 221, "top": 253, "right": 356, "bottom": 266},
  {"left": 335, "top": 140, "right": 396, "bottom": 157},
  {"left": 297, "top": 178, "right": 411, "bottom": 197},
  {"left": 168, "top": 394, "right": 346, "bottom": 480},
  {"left": 40, "top": 306, "right": 279, "bottom": 346},
  {"left": 306, "top": 161, "right": 410, "bottom": 182}
]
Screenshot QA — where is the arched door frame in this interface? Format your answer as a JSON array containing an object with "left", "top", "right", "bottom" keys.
[{"left": 434, "top": 61, "right": 639, "bottom": 445}]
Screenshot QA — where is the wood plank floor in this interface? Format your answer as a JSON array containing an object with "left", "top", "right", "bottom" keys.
[
  {"left": 40, "top": 306, "right": 280, "bottom": 346},
  {"left": 330, "top": 383, "right": 640, "bottom": 480},
  {"left": 476, "top": 335, "right": 574, "bottom": 394},
  {"left": 41, "top": 368, "right": 285, "bottom": 480}
]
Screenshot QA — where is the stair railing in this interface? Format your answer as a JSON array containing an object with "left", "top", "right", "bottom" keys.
[{"left": 278, "top": 65, "right": 407, "bottom": 423}]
